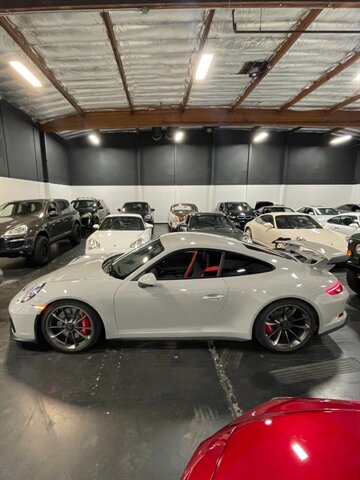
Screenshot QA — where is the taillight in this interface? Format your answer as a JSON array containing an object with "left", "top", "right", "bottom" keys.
[{"left": 325, "top": 281, "right": 343, "bottom": 296}]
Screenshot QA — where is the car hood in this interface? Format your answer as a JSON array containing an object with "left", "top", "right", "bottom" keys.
[
  {"left": 0, "top": 216, "right": 37, "bottom": 232},
  {"left": 89, "top": 230, "right": 144, "bottom": 250},
  {"left": 276, "top": 228, "right": 347, "bottom": 252}
]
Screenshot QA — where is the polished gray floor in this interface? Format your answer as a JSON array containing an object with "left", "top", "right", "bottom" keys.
[{"left": 0, "top": 225, "right": 359, "bottom": 480}]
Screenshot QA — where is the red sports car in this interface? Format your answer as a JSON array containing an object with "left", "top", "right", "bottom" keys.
[{"left": 181, "top": 398, "right": 360, "bottom": 480}]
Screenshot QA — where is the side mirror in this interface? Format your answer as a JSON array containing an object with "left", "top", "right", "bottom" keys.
[
  {"left": 178, "top": 224, "right": 187, "bottom": 232},
  {"left": 350, "top": 223, "right": 359, "bottom": 228},
  {"left": 263, "top": 222, "right": 273, "bottom": 229},
  {"left": 151, "top": 208, "right": 155, "bottom": 212},
  {"left": 48, "top": 210, "right": 58, "bottom": 218},
  {"left": 145, "top": 223, "right": 153, "bottom": 229},
  {"left": 138, "top": 272, "right": 157, "bottom": 288},
  {"left": 93, "top": 224, "right": 99, "bottom": 230}
]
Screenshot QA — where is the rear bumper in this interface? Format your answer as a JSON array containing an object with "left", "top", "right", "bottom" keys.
[{"left": 319, "top": 312, "right": 347, "bottom": 335}]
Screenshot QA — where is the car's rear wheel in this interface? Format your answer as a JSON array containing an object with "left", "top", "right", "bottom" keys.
[
  {"left": 253, "top": 299, "right": 317, "bottom": 353},
  {"left": 70, "top": 222, "right": 81, "bottom": 245},
  {"left": 41, "top": 300, "right": 102, "bottom": 353},
  {"left": 27, "top": 236, "right": 50, "bottom": 266},
  {"left": 347, "top": 269, "right": 360, "bottom": 295}
]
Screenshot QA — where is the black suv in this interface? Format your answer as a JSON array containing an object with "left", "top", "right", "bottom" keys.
[
  {"left": 120, "top": 202, "right": 155, "bottom": 224},
  {"left": 71, "top": 197, "right": 110, "bottom": 228},
  {"left": 215, "top": 202, "right": 255, "bottom": 230},
  {"left": 347, "top": 233, "right": 360, "bottom": 295},
  {"left": 0, "top": 199, "right": 81, "bottom": 266}
]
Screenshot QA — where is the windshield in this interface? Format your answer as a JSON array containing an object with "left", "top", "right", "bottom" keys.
[
  {"left": 100, "top": 216, "right": 144, "bottom": 231},
  {"left": 0, "top": 201, "right": 44, "bottom": 217},
  {"left": 123, "top": 202, "right": 148, "bottom": 212},
  {"left": 276, "top": 215, "right": 321, "bottom": 229},
  {"left": 108, "top": 239, "right": 164, "bottom": 279},
  {"left": 266, "top": 207, "right": 293, "bottom": 213},
  {"left": 317, "top": 207, "right": 340, "bottom": 215},
  {"left": 189, "top": 215, "right": 233, "bottom": 229},
  {"left": 172, "top": 204, "right": 197, "bottom": 212},
  {"left": 73, "top": 200, "right": 97, "bottom": 209},
  {"left": 225, "top": 202, "right": 252, "bottom": 212}
]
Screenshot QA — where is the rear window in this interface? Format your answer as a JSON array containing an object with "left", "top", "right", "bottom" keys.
[{"left": 221, "top": 252, "right": 273, "bottom": 276}]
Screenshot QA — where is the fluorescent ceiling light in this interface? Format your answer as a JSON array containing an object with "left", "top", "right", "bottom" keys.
[
  {"left": 355, "top": 72, "right": 360, "bottom": 81},
  {"left": 174, "top": 130, "right": 184, "bottom": 142},
  {"left": 330, "top": 134, "right": 352, "bottom": 145},
  {"left": 88, "top": 133, "right": 101, "bottom": 145},
  {"left": 195, "top": 53, "right": 213, "bottom": 81},
  {"left": 9, "top": 60, "right": 41, "bottom": 87},
  {"left": 253, "top": 131, "right": 269, "bottom": 143}
]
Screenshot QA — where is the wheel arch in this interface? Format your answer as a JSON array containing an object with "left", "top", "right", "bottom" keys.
[{"left": 35, "top": 229, "right": 50, "bottom": 241}]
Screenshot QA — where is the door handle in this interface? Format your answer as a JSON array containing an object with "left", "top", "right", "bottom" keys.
[{"left": 202, "top": 294, "right": 224, "bottom": 300}]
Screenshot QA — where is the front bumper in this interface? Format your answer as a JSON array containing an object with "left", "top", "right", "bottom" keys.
[
  {"left": 9, "top": 295, "right": 38, "bottom": 342},
  {"left": 0, "top": 236, "right": 34, "bottom": 257}
]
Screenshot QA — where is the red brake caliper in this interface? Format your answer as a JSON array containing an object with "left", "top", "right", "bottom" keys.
[
  {"left": 81, "top": 316, "right": 91, "bottom": 335},
  {"left": 265, "top": 319, "right": 273, "bottom": 335}
]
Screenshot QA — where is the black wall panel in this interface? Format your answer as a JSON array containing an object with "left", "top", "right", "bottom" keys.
[
  {"left": 248, "top": 133, "right": 285, "bottom": 185},
  {"left": 0, "top": 104, "right": 8, "bottom": 178},
  {"left": 213, "top": 130, "right": 249, "bottom": 185},
  {"left": 176, "top": 130, "right": 211, "bottom": 185},
  {"left": 140, "top": 133, "right": 175, "bottom": 185},
  {"left": 45, "top": 133, "right": 69, "bottom": 185}
]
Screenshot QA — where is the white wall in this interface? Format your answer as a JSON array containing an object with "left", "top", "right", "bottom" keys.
[{"left": 0, "top": 176, "right": 71, "bottom": 205}]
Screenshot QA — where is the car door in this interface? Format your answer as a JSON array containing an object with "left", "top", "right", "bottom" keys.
[
  {"left": 114, "top": 249, "right": 229, "bottom": 333},
  {"left": 45, "top": 201, "right": 63, "bottom": 239},
  {"left": 56, "top": 200, "right": 72, "bottom": 234}
]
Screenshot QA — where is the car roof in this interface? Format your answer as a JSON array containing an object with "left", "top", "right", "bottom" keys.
[
  {"left": 105, "top": 213, "right": 143, "bottom": 219},
  {"left": 264, "top": 212, "right": 309, "bottom": 217},
  {"left": 160, "top": 232, "right": 245, "bottom": 250},
  {"left": 189, "top": 212, "right": 225, "bottom": 216}
]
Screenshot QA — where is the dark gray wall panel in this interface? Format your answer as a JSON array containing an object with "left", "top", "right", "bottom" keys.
[
  {"left": 0, "top": 103, "right": 8, "bottom": 177},
  {"left": 248, "top": 134, "right": 285, "bottom": 185},
  {"left": 140, "top": 133, "right": 175, "bottom": 185},
  {"left": 176, "top": 130, "right": 211, "bottom": 185},
  {"left": 214, "top": 130, "right": 249, "bottom": 185},
  {"left": 45, "top": 133, "right": 69, "bottom": 185}
]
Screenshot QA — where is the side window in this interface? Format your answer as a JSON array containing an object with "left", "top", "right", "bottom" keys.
[
  {"left": 340, "top": 215, "right": 355, "bottom": 226},
  {"left": 328, "top": 217, "right": 340, "bottom": 224},
  {"left": 256, "top": 216, "right": 265, "bottom": 224},
  {"left": 221, "top": 252, "right": 273, "bottom": 277},
  {"left": 148, "top": 249, "right": 222, "bottom": 280},
  {"left": 47, "top": 202, "right": 58, "bottom": 216},
  {"left": 261, "top": 215, "right": 274, "bottom": 226},
  {"left": 56, "top": 200, "right": 68, "bottom": 212},
  {"left": 298, "top": 207, "right": 305, "bottom": 213}
]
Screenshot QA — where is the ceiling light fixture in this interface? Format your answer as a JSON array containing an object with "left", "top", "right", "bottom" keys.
[
  {"left": 330, "top": 134, "right": 352, "bottom": 145},
  {"left": 355, "top": 72, "right": 360, "bottom": 81},
  {"left": 253, "top": 131, "right": 269, "bottom": 143},
  {"left": 195, "top": 53, "right": 213, "bottom": 81},
  {"left": 88, "top": 133, "right": 101, "bottom": 145},
  {"left": 9, "top": 60, "right": 42, "bottom": 87},
  {"left": 174, "top": 130, "right": 184, "bottom": 143}
]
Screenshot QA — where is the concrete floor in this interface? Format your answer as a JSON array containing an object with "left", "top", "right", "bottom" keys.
[{"left": 0, "top": 225, "right": 359, "bottom": 480}]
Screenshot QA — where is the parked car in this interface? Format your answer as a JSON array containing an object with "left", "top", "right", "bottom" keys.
[
  {"left": 245, "top": 212, "right": 347, "bottom": 254},
  {"left": 215, "top": 202, "right": 256, "bottom": 230},
  {"left": 10, "top": 232, "right": 348, "bottom": 353},
  {"left": 168, "top": 203, "right": 198, "bottom": 231},
  {"left": 181, "top": 397, "right": 360, "bottom": 480},
  {"left": 297, "top": 206, "right": 340, "bottom": 223},
  {"left": 336, "top": 203, "right": 360, "bottom": 213},
  {"left": 71, "top": 197, "right": 110, "bottom": 228},
  {"left": 347, "top": 233, "right": 360, "bottom": 295},
  {"left": 256, "top": 204, "right": 294, "bottom": 215},
  {"left": 120, "top": 202, "right": 155, "bottom": 224},
  {"left": 178, "top": 212, "right": 249, "bottom": 242},
  {"left": 0, "top": 199, "right": 81, "bottom": 266},
  {"left": 324, "top": 213, "right": 360, "bottom": 239},
  {"left": 85, "top": 214, "right": 152, "bottom": 256},
  {"left": 254, "top": 201, "right": 274, "bottom": 210}
]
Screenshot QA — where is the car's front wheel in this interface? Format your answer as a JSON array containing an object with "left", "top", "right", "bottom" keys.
[
  {"left": 347, "top": 269, "right": 360, "bottom": 295},
  {"left": 41, "top": 300, "right": 102, "bottom": 353},
  {"left": 253, "top": 299, "right": 317, "bottom": 353},
  {"left": 27, "top": 235, "right": 50, "bottom": 266}
]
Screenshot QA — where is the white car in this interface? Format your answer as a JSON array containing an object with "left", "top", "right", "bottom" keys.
[
  {"left": 9, "top": 233, "right": 348, "bottom": 354},
  {"left": 245, "top": 212, "right": 347, "bottom": 254},
  {"left": 324, "top": 213, "right": 360, "bottom": 239},
  {"left": 85, "top": 214, "right": 152, "bottom": 256},
  {"left": 297, "top": 206, "right": 339, "bottom": 224}
]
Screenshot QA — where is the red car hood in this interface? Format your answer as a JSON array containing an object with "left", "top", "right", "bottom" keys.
[{"left": 182, "top": 398, "right": 360, "bottom": 480}]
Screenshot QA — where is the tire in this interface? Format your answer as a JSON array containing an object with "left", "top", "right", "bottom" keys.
[
  {"left": 27, "top": 236, "right": 50, "bottom": 266},
  {"left": 70, "top": 222, "right": 81, "bottom": 246},
  {"left": 41, "top": 300, "right": 103, "bottom": 353},
  {"left": 253, "top": 299, "right": 317, "bottom": 353},
  {"left": 245, "top": 228, "right": 252, "bottom": 240},
  {"left": 347, "top": 269, "right": 360, "bottom": 295},
  {"left": 168, "top": 224, "right": 174, "bottom": 232}
]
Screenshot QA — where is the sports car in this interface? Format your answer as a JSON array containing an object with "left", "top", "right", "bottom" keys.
[
  {"left": 181, "top": 398, "right": 360, "bottom": 480},
  {"left": 324, "top": 213, "right": 360, "bottom": 239},
  {"left": 9, "top": 233, "right": 348, "bottom": 353},
  {"left": 245, "top": 212, "right": 347, "bottom": 254},
  {"left": 85, "top": 213, "right": 153, "bottom": 256}
]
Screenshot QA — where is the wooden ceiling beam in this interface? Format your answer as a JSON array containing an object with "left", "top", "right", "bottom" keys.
[
  {"left": 327, "top": 93, "right": 360, "bottom": 113},
  {"left": 0, "top": 16, "right": 83, "bottom": 115},
  {"left": 181, "top": 9, "right": 215, "bottom": 111},
  {"left": 231, "top": 8, "right": 322, "bottom": 109},
  {"left": 101, "top": 11, "right": 134, "bottom": 112},
  {"left": 281, "top": 50, "right": 360, "bottom": 109},
  {"left": 39, "top": 107, "right": 360, "bottom": 132},
  {"left": 1, "top": 1, "right": 359, "bottom": 12}
]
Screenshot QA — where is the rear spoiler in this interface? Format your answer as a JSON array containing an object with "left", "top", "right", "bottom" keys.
[{"left": 272, "top": 238, "right": 348, "bottom": 269}]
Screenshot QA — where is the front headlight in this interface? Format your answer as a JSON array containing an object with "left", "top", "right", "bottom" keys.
[
  {"left": 173, "top": 215, "right": 179, "bottom": 223},
  {"left": 87, "top": 237, "right": 100, "bottom": 250},
  {"left": 356, "top": 244, "right": 360, "bottom": 254},
  {"left": 21, "top": 283, "right": 45, "bottom": 303},
  {"left": 5, "top": 224, "right": 28, "bottom": 237},
  {"left": 130, "top": 238, "right": 145, "bottom": 249},
  {"left": 81, "top": 212, "right": 92, "bottom": 218}
]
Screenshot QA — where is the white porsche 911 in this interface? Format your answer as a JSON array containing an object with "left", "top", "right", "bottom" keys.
[
  {"left": 85, "top": 213, "right": 153, "bottom": 256},
  {"left": 9, "top": 233, "right": 348, "bottom": 354}
]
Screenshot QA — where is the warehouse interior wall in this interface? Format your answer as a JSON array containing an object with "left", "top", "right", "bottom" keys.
[{"left": 0, "top": 100, "right": 359, "bottom": 222}]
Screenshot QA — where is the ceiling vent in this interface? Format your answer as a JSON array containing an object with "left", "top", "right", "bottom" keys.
[{"left": 238, "top": 61, "right": 269, "bottom": 78}]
